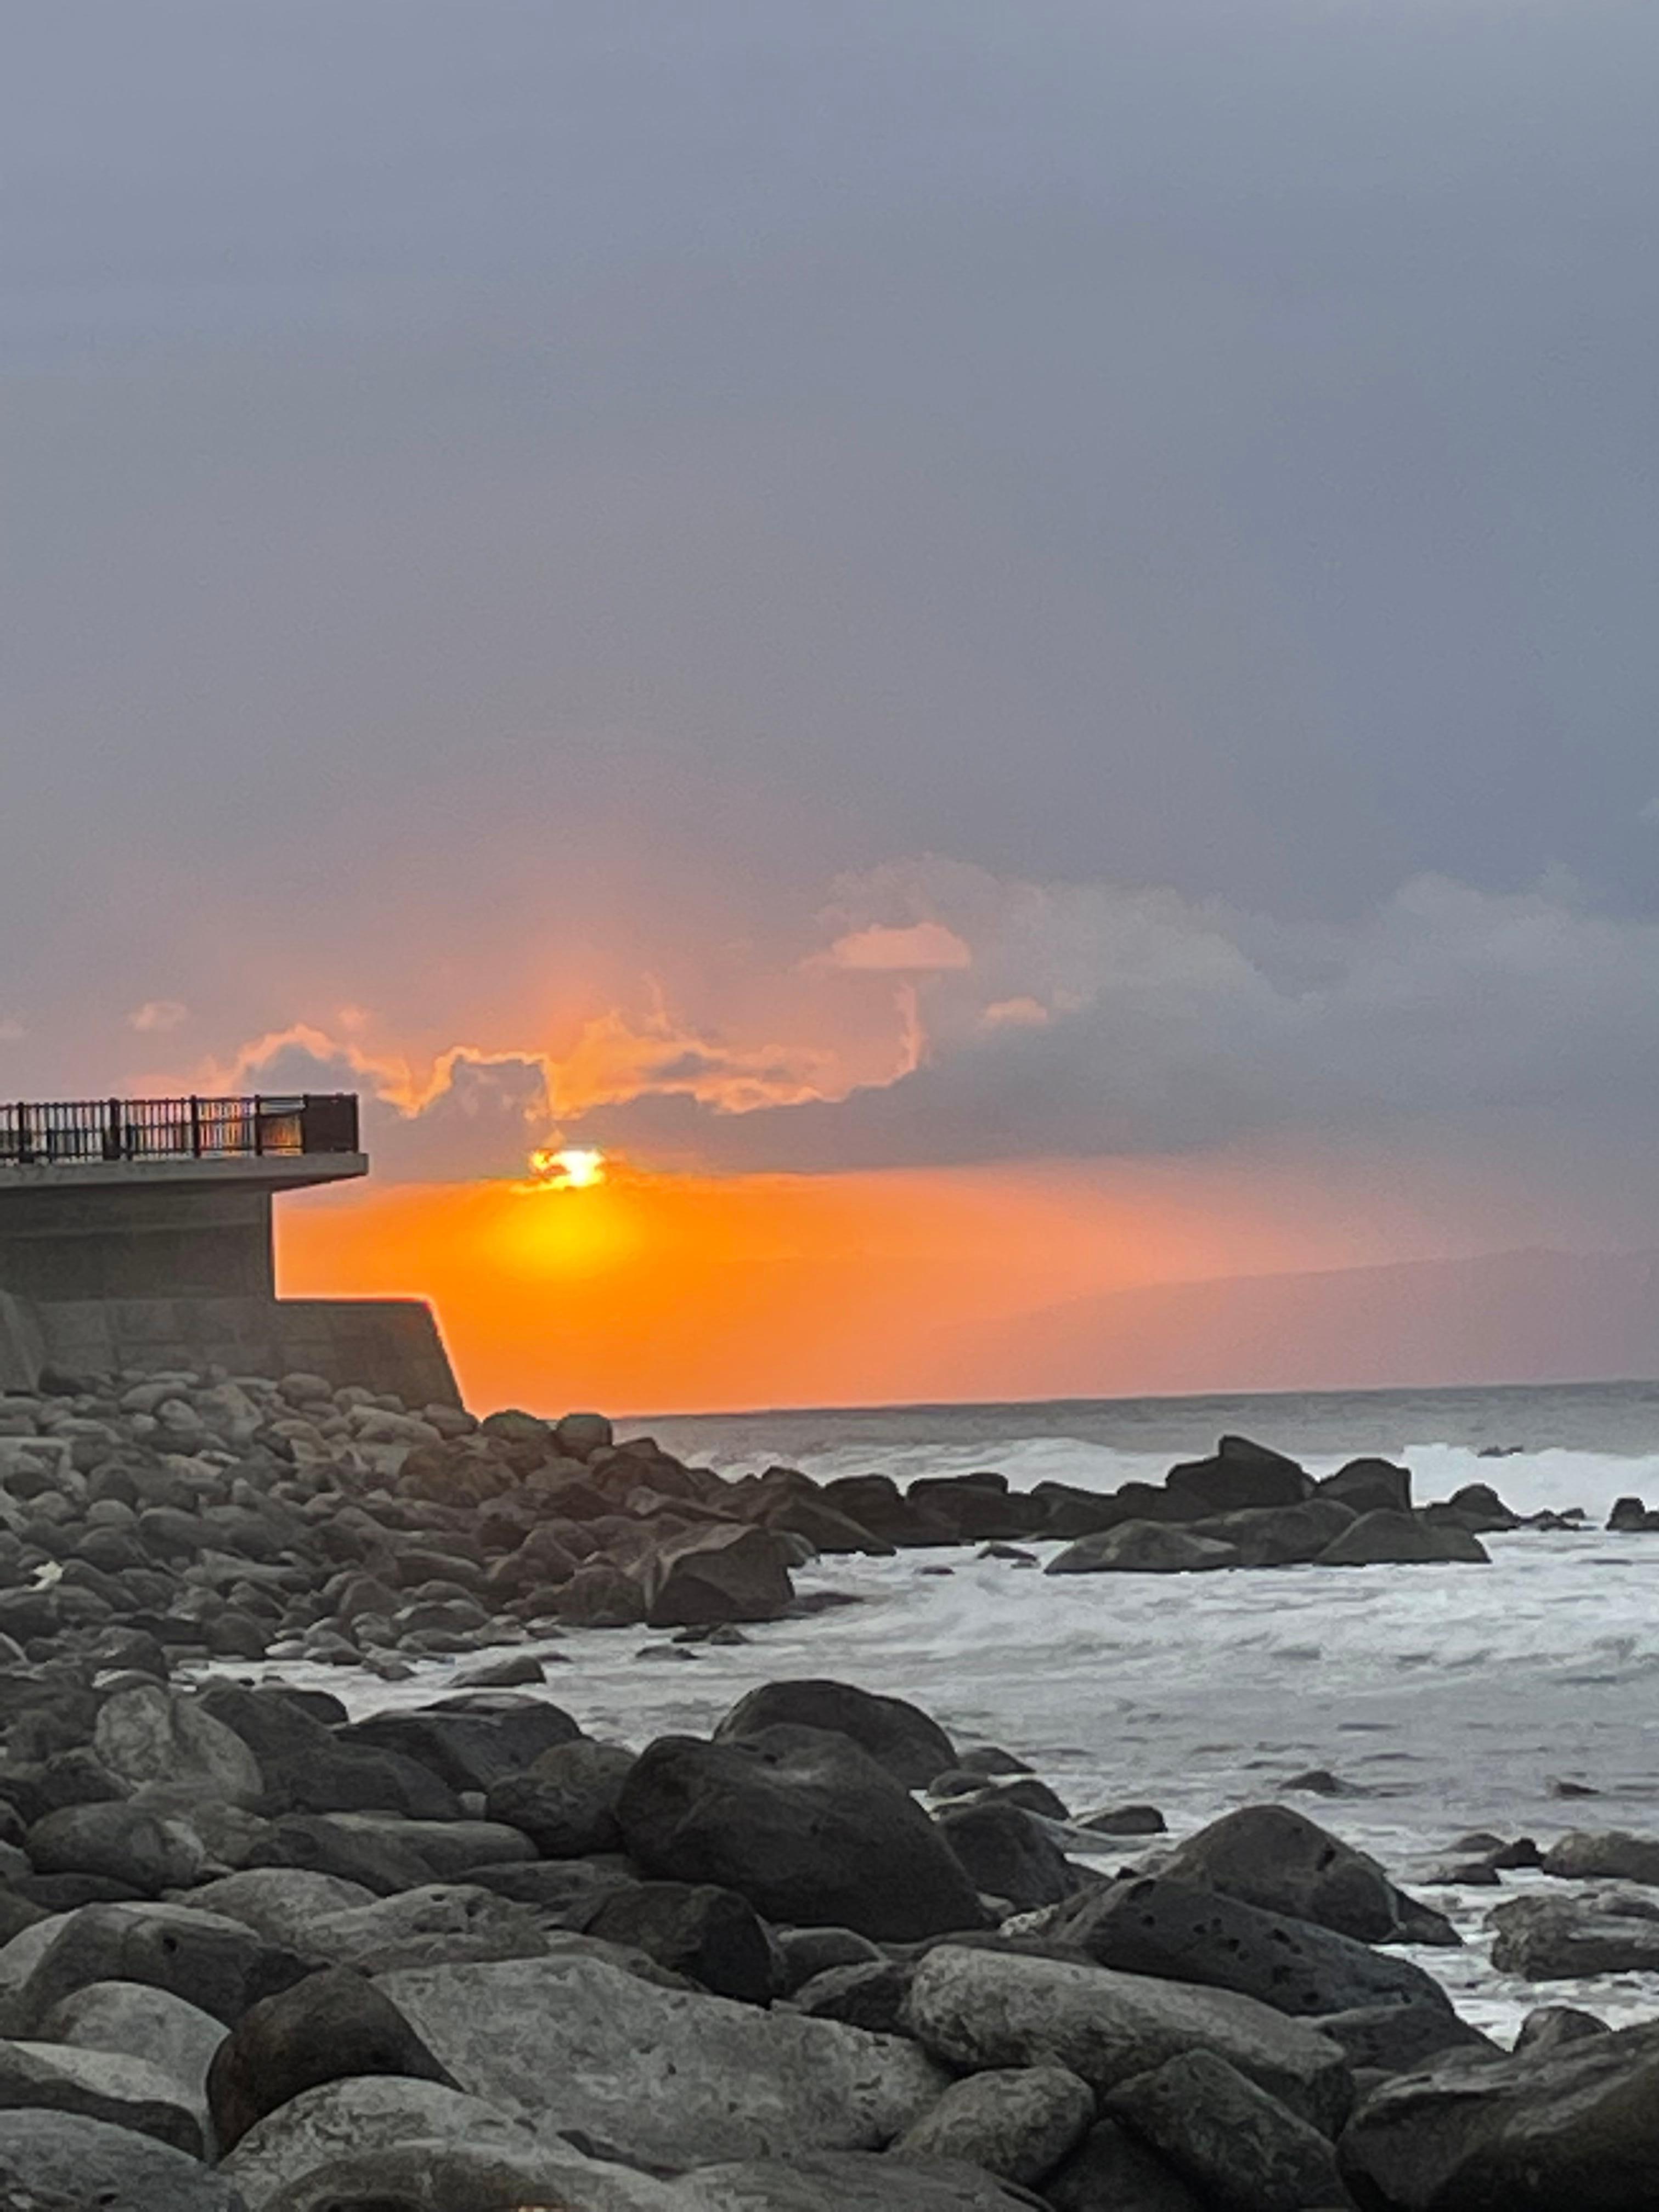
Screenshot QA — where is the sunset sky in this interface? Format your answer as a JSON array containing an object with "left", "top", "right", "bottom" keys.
[{"left": 7, "top": 3, "right": 1659, "bottom": 1410}]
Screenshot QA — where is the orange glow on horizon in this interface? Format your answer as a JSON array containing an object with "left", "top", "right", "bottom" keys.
[{"left": 274, "top": 1154, "right": 1497, "bottom": 1416}]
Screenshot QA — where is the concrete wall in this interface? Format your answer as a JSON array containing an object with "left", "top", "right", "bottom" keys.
[
  {"left": 0, "top": 1182, "right": 275, "bottom": 1300},
  {"left": 1, "top": 1293, "right": 461, "bottom": 1409}
]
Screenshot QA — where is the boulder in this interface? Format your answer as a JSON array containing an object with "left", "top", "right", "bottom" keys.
[
  {"left": 0, "top": 2034, "right": 205, "bottom": 2154},
  {"left": 335, "top": 1700, "right": 580, "bottom": 1795},
  {"left": 793, "top": 1959, "right": 916, "bottom": 2035},
  {"left": 247, "top": 1813, "right": 441, "bottom": 1894},
  {"left": 639, "top": 1522, "right": 795, "bottom": 1627},
  {"left": 1105, "top": 2048, "right": 1345, "bottom": 2210},
  {"left": 580, "top": 1880, "right": 780, "bottom": 2002},
  {"left": 902, "top": 1946, "right": 1352, "bottom": 2134},
  {"left": 1312, "top": 2002, "right": 1499, "bottom": 2074},
  {"left": 42, "top": 1977, "right": 224, "bottom": 2113},
  {"left": 1040, "top": 1875, "right": 1452, "bottom": 2017},
  {"left": 26, "top": 1802, "right": 206, "bottom": 1895},
  {"left": 483, "top": 1739, "right": 636, "bottom": 1855},
  {"left": 261, "top": 1812, "right": 535, "bottom": 1888},
  {"left": 1186, "top": 1499, "right": 1355, "bottom": 1567},
  {"left": 1435, "top": 1481, "right": 1521, "bottom": 1531},
  {"left": 1045, "top": 1523, "right": 1240, "bottom": 1576},
  {"left": 1336, "top": 2017, "right": 1659, "bottom": 2209},
  {"left": 934, "top": 1800, "right": 1082, "bottom": 1912},
  {"left": 297, "top": 1882, "right": 551, "bottom": 1973},
  {"left": 180, "top": 1870, "right": 376, "bottom": 1950},
  {"left": 0, "top": 2108, "right": 245, "bottom": 2210},
  {"left": 1539, "top": 1829, "right": 1659, "bottom": 1884},
  {"left": 1487, "top": 1889, "right": 1659, "bottom": 1978},
  {"left": 3, "top": 1900, "right": 314, "bottom": 2033},
  {"left": 1317, "top": 1459, "right": 1413, "bottom": 1516},
  {"left": 1514, "top": 2005, "right": 1611, "bottom": 2055},
  {"left": 676, "top": 2151, "right": 1039, "bottom": 2210},
  {"left": 558, "top": 1561, "right": 648, "bottom": 1627},
  {"left": 208, "top": 1964, "right": 455, "bottom": 2152},
  {"left": 94, "top": 1686, "right": 263, "bottom": 1807},
  {"left": 895, "top": 2064, "right": 1095, "bottom": 2185},
  {"left": 715, "top": 1680, "right": 957, "bottom": 1788},
  {"left": 1164, "top": 1437, "right": 1311, "bottom": 1515},
  {"left": 218, "top": 2075, "right": 669, "bottom": 2212},
  {"left": 618, "top": 1730, "right": 989, "bottom": 1941},
  {"left": 1045, "top": 2118, "right": 1207, "bottom": 2210},
  {"left": 196, "top": 1686, "right": 460, "bottom": 1822},
  {"left": 377, "top": 1951, "right": 949, "bottom": 2166},
  {"left": 1314, "top": 1511, "right": 1489, "bottom": 1567},
  {"left": 1159, "top": 1805, "right": 1459, "bottom": 1946}
]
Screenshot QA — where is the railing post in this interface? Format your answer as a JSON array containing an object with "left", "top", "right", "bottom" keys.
[
  {"left": 105, "top": 1097, "right": 121, "bottom": 1161},
  {"left": 253, "top": 1095, "right": 263, "bottom": 1156},
  {"left": 15, "top": 1104, "right": 27, "bottom": 1166},
  {"left": 189, "top": 1096, "right": 201, "bottom": 1156}
]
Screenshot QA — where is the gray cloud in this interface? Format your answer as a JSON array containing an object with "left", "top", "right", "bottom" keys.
[{"left": 566, "top": 863, "right": 1659, "bottom": 1171}]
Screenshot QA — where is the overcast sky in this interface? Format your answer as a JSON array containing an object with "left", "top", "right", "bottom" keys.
[{"left": 5, "top": 1, "right": 1658, "bottom": 1234}]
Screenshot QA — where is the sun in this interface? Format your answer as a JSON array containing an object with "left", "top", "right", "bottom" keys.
[{"left": 529, "top": 1145, "right": 607, "bottom": 1190}]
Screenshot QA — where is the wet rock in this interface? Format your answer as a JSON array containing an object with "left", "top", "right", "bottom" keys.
[
  {"left": 935, "top": 1799, "right": 1082, "bottom": 1912},
  {"left": 1045, "top": 2118, "right": 1207, "bottom": 2211},
  {"left": 639, "top": 1522, "right": 795, "bottom": 1627},
  {"left": 1041, "top": 1875, "right": 1452, "bottom": 2017},
  {"left": 1488, "top": 1889, "right": 1659, "bottom": 1978},
  {"left": 336, "top": 1699, "right": 580, "bottom": 1796},
  {"left": 1188, "top": 1499, "right": 1356, "bottom": 1567},
  {"left": 1160, "top": 1804, "right": 1459, "bottom": 1946},
  {"left": 1105, "top": 2047, "right": 1346, "bottom": 2210},
  {"left": 895, "top": 2064, "right": 1094, "bottom": 2185},
  {"left": 1077, "top": 1803, "right": 1167, "bottom": 1837},
  {"left": 557, "top": 1561, "right": 648, "bottom": 1627},
  {"left": 776, "top": 1925, "right": 887, "bottom": 1991},
  {"left": 377, "top": 1950, "right": 950, "bottom": 2165},
  {"left": 208, "top": 1962, "right": 455, "bottom": 2152},
  {"left": 618, "top": 1729, "right": 989, "bottom": 1943},
  {"left": 1164, "top": 1437, "right": 1312, "bottom": 1515},
  {"left": 1514, "top": 2004, "right": 1611, "bottom": 2054},
  {"left": 1046, "top": 1523, "right": 1241, "bottom": 1576},
  {"left": 246, "top": 1812, "right": 441, "bottom": 1894},
  {"left": 1336, "top": 2017, "right": 1659, "bottom": 2210},
  {"left": 1317, "top": 1459, "right": 1413, "bottom": 1517},
  {"left": 580, "top": 1880, "right": 779, "bottom": 2002},
  {"left": 902, "top": 1945, "right": 1352, "bottom": 2133},
  {"left": 1539, "top": 1828, "right": 1659, "bottom": 1884},
  {"left": 1314, "top": 1511, "right": 1489, "bottom": 1567},
  {"left": 1313, "top": 2002, "right": 1498, "bottom": 2074},
  {"left": 715, "top": 1679, "right": 958, "bottom": 1789},
  {"left": 483, "top": 1739, "right": 636, "bottom": 1856}
]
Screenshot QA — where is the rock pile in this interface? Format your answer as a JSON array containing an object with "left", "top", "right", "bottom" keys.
[{"left": 0, "top": 1658, "right": 1641, "bottom": 2205}]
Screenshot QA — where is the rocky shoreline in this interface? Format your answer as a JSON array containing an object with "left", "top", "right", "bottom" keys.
[{"left": 0, "top": 1367, "right": 1651, "bottom": 2205}]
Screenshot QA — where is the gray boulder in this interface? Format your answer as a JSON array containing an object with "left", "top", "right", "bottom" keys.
[
  {"left": 1045, "top": 2119, "right": 1206, "bottom": 2209},
  {"left": 208, "top": 1964, "right": 454, "bottom": 2152},
  {"left": 1488, "top": 1889, "right": 1659, "bottom": 1978},
  {"left": 617, "top": 1730, "right": 989, "bottom": 1942},
  {"left": 580, "top": 1880, "right": 780, "bottom": 2002},
  {"left": 0, "top": 2108, "right": 245, "bottom": 2210},
  {"left": 26, "top": 1802, "right": 206, "bottom": 1895},
  {"left": 1159, "top": 1805, "right": 1458, "bottom": 1946},
  {"left": 639, "top": 1522, "right": 795, "bottom": 1627},
  {"left": 1045, "top": 1523, "right": 1240, "bottom": 1576},
  {"left": 219, "top": 2076, "right": 666, "bottom": 2212},
  {"left": 714, "top": 1681, "right": 958, "bottom": 1790},
  {"left": 902, "top": 1945, "right": 1351, "bottom": 2133},
  {"left": 1186, "top": 1499, "right": 1356, "bottom": 1567},
  {"left": 2, "top": 1900, "right": 314, "bottom": 2034},
  {"left": 297, "top": 1882, "right": 550, "bottom": 1973},
  {"left": 1539, "top": 1829, "right": 1659, "bottom": 1884},
  {"left": 1040, "top": 1874, "right": 1451, "bottom": 2017},
  {"left": 180, "top": 1869, "right": 376, "bottom": 1949},
  {"left": 377, "top": 1951, "right": 949, "bottom": 2166},
  {"left": 0, "top": 2034, "right": 206, "bottom": 2154},
  {"left": 483, "top": 1739, "right": 636, "bottom": 1855},
  {"left": 1106, "top": 2048, "right": 1345, "bottom": 2209},
  {"left": 1312, "top": 2002, "right": 1498, "bottom": 2074},
  {"left": 94, "top": 1686, "right": 263, "bottom": 1807},
  {"left": 675, "top": 2152, "right": 1040, "bottom": 2209},
  {"left": 1315, "top": 1511, "right": 1488, "bottom": 1567},
  {"left": 935, "top": 1800, "right": 1082, "bottom": 1912},
  {"left": 1336, "top": 2017, "right": 1659, "bottom": 2209},
  {"left": 42, "top": 1977, "right": 224, "bottom": 2114},
  {"left": 895, "top": 2064, "right": 1095, "bottom": 2185},
  {"left": 1318, "top": 1458, "right": 1413, "bottom": 1516},
  {"left": 1164, "top": 1437, "right": 1312, "bottom": 1514},
  {"left": 335, "top": 1699, "right": 580, "bottom": 1796}
]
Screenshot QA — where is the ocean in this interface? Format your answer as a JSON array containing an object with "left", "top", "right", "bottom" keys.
[{"left": 262, "top": 1378, "right": 1659, "bottom": 2040}]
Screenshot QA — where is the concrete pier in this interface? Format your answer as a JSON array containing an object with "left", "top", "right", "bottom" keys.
[{"left": 0, "top": 1093, "right": 459, "bottom": 1403}]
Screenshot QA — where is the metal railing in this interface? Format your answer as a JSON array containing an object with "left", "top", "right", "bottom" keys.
[{"left": 0, "top": 1093, "right": 360, "bottom": 1167}]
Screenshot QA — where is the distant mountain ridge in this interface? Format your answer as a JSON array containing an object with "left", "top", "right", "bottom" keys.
[{"left": 952, "top": 1247, "right": 1659, "bottom": 1400}]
